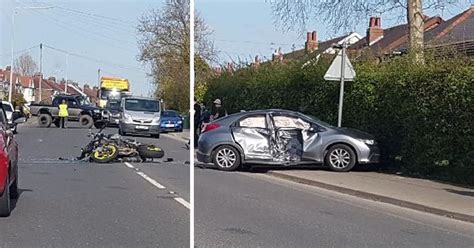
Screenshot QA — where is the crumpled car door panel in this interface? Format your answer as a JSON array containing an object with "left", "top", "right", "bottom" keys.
[
  {"left": 231, "top": 127, "right": 273, "bottom": 160},
  {"left": 270, "top": 128, "right": 304, "bottom": 163},
  {"left": 301, "top": 130, "right": 324, "bottom": 162}
]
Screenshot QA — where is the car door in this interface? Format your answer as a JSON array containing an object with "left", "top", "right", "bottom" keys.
[
  {"left": 0, "top": 108, "right": 16, "bottom": 182},
  {"left": 270, "top": 112, "right": 323, "bottom": 162},
  {"left": 230, "top": 113, "right": 273, "bottom": 161},
  {"left": 67, "top": 99, "right": 81, "bottom": 120}
]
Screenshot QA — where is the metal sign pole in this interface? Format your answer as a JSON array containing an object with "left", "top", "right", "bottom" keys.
[{"left": 337, "top": 42, "right": 346, "bottom": 127}]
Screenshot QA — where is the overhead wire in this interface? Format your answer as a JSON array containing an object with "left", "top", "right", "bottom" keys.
[
  {"left": 0, "top": 44, "right": 40, "bottom": 57},
  {"left": 42, "top": 44, "right": 146, "bottom": 73},
  {"left": 26, "top": 7, "right": 139, "bottom": 54},
  {"left": 33, "top": 0, "right": 137, "bottom": 29}
]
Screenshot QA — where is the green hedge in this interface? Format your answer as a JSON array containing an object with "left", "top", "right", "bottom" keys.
[{"left": 203, "top": 56, "right": 474, "bottom": 185}]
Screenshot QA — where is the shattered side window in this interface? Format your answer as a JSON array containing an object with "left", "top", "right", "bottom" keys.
[
  {"left": 239, "top": 116, "right": 266, "bottom": 128},
  {"left": 273, "top": 116, "right": 310, "bottom": 130}
]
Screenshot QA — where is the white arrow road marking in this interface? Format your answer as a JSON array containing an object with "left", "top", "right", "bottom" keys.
[{"left": 124, "top": 162, "right": 190, "bottom": 210}]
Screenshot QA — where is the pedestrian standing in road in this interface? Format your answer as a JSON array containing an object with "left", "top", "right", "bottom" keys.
[
  {"left": 58, "top": 100, "right": 69, "bottom": 128},
  {"left": 210, "top": 99, "right": 226, "bottom": 121}
]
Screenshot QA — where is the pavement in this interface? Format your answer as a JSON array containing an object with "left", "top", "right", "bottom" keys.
[
  {"left": 1, "top": 122, "right": 190, "bottom": 247},
  {"left": 165, "top": 129, "right": 190, "bottom": 142}
]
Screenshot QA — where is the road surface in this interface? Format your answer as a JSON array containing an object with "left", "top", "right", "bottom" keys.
[
  {"left": 0, "top": 123, "right": 189, "bottom": 247},
  {"left": 195, "top": 164, "right": 474, "bottom": 248}
]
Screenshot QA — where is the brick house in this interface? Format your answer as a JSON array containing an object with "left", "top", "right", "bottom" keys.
[{"left": 349, "top": 7, "right": 474, "bottom": 58}]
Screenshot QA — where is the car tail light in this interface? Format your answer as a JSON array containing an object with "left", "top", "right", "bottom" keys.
[{"left": 202, "top": 123, "right": 220, "bottom": 133}]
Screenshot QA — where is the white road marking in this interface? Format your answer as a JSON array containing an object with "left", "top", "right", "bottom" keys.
[
  {"left": 174, "top": 197, "right": 191, "bottom": 209},
  {"left": 136, "top": 171, "right": 166, "bottom": 189},
  {"left": 123, "top": 162, "right": 190, "bottom": 210}
]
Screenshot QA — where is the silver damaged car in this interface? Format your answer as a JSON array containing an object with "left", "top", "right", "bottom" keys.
[{"left": 197, "top": 109, "right": 380, "bottom": 172}]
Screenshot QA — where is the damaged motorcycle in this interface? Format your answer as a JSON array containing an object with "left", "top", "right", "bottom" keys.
[{"left": 77, "top": 125, "right": 165, "bottom": 163}]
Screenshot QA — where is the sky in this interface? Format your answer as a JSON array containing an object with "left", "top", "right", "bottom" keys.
[
  {"left": 197, "top": 0, "right": 473, "bottom": 65},
  {"left": 0, "top": 0, "right": 160, "bottom": 96},
  {"left": 0, "top": 0, "right": 471, "bottom": 96}
]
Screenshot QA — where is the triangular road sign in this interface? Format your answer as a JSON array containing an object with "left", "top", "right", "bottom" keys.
[{"left": 324, "top": 50, "right": 356, "bottom": 81}]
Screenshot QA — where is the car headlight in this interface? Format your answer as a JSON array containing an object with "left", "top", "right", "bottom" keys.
[
  {"left": 124, "top": 113, "right": 133, "bottom": 122},
  {"left": 177, "top": 120, "right": 182, "bottom": 124},
  {"left": 93, "top": 109, "right": 101, "bottom": 113},
  {"left": 359, "top": 139, "right": 375, "bottom": 145},
  {"left": 152, "top": 118, "right": 160, "bottom": 124}
]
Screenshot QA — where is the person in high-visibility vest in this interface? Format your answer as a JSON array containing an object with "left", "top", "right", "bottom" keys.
[{"left": 58, "top": 100, "right": 69, "bottom": 128}]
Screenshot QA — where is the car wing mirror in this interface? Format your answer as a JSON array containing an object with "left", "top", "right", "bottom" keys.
[
  {"left": 308, "top": 125, "right": 320, "bottom": 132},
  {"left": 13, "top": 117, "right": 26, "bottom": 125}
]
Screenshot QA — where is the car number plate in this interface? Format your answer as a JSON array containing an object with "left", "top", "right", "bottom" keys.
[
  {"left": 136, "top": 125, "right": 149, "bottom": 130},
  {"left": 165, "top": 124, "right": 175, "bottom": 127}
]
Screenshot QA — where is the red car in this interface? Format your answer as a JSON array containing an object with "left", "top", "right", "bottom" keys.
[{"left": 0, "top": 103, "right": 24, "bottom": 217}]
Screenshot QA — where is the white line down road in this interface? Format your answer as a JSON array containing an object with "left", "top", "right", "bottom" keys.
[{"left": 124, "top": 162, "right": 190, "bottom": 209}]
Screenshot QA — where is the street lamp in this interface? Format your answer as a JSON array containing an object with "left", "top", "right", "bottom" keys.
[{"left": 9, "top": 5, "right": 53, "bottom": 103}]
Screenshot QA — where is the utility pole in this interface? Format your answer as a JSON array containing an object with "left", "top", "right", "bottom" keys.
[
  {"left": 9, "top": 5, "right": 53, "bottom": 103},
  {"left": 9, "top": 7, "right": 16, "bottom": 103},
  {"left": 65, "top": 53, "right": 69, "bottom": 94},
  {"left": 97, "top": 68, "right": 101, "bottom": 87},
  {"left": 39, "top": 43, "right": 43, "bottom": 102}
]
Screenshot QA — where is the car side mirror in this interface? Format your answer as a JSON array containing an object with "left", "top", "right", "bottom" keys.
[
  {"left": 13, "top": 117, "right": 26, "bottom": 125},
  {"left": 309, "top": 125, "right": 320, "bottom": 133},
  {"left": 12, "top": 111, "right": 21, "bottom": 120}
]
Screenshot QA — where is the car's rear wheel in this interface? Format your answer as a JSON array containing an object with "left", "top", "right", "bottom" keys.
[
  {"left": 0, "top": 177, "right": 11, "bottom": 217},
  {"left": 212, "top": 145, "right": 241, "bottom": 171},
  {"left": 325, "top": 144, "right": 356, "bottom": 172}
]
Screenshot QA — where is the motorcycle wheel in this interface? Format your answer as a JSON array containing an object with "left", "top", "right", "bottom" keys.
[
  {"left": 91, "top": 144, "right": 119, "bottom": 163},
  {"left": 138, "top": 145, "right": 165, "bottom": 159}
]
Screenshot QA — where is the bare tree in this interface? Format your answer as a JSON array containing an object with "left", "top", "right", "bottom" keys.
[
  {"left": 14, "top": 53, "right": 38, "bottom": 76},
  {"left": 137, "top": 0, "right": 217, "bottom": 112},
  {"left": 270, "top": 0, "right": 459, "bottom": 63}
]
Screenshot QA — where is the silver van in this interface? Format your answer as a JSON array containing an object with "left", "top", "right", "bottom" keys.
[{"left": 118, "top": 97, "right": 161, "bottom": 138}]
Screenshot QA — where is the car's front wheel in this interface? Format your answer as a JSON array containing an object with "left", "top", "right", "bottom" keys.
[
  {"left": 212, "top": 145, "right": 241, "bottom": 171},
  {"left": 325, "top": 144, "right": 356, "bottom": 172}
]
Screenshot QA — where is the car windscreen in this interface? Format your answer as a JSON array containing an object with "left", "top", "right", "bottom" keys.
[
  {"left": 125, "top": 99, "right": 160, "bottom": 112},
  {"left": 305, "top": 114, "right": 333, "bottom": 128},
  {"left": 3, "top": 104, "right": 12, "bottom": 112},
  {"left": 107, "top": 102, "right": 121, "bottom": 111},
  {"left": 162, "top": 111, "right": 179, "bottom": 117}
]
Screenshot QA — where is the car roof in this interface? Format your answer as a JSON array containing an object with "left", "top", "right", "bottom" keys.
[
  {"left": 228, "top": 109, "right": 299, "bottom": 117},
  {"left": 1, "top": 101, "right": 13, "bottom": 106}
]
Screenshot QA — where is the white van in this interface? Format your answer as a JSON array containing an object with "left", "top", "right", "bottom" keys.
[{"left": 118, "top": 97, "right": 161, "bottom": 138}]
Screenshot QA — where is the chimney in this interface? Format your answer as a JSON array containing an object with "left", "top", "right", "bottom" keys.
[
  {"left": 305, "top": 31, "right": 318, "bottom": 53},
  {"left": 252, "top": 55, "right": 261, "bottom": 68},
  {"left": 367, "top": 16, "right": 383, "bottom": 45},
  {"left": 272, "top": 48, "right": 284, "bottom": 62},
  {"left": 48, "top": 76, "right": 56, "bottom": 83},
  {"left": 226, "top": 62, "right": 234, "bottom": 73},
  {"left": 84, "top": 84, "right": 90, "bottom": 89}
]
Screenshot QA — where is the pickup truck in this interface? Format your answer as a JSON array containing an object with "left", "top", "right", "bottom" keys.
[{"left": 30, "top": 95, "right": 107, "bottom": 129}]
